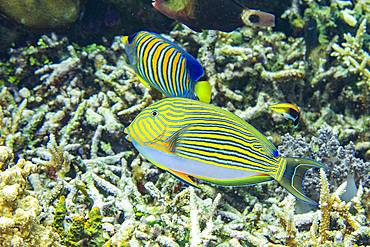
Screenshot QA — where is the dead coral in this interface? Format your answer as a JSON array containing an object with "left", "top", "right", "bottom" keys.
[
  {"left": 29, "top": 133, "right": 72, "bottom": 207},
  {"left": 0, "top": 153, "right": 60, "bottom": 246},
  {"left": 251, "top": 169, "right": 370, "bottom": 246},
  {"left": 317, "top": 169, "right": 367, "bottom": 246},
  {"left": 332, "top": 18, "right": 370, "bottom": 91},
  {"left": 0, "top": 87, "right": 27, "bottom": 148},
  {"left": 0, "top": 146, "right": 13, "bottom": 170}
]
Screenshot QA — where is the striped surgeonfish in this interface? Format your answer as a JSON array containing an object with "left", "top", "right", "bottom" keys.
[
  {"left": 124, "top": 98, "right": 328, "bottom": 204},
  {"left": 269, "top": 103, "right": 300, "bottom": 126},
  {"left": 122, "top": 31, "right": 211, "bottom": 103}
]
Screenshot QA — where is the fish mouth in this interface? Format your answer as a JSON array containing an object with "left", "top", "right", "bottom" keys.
[
  {"left": 124, "top": 128, "right": 132, "bottom": 142},
  {"left": 124, "top": 126, "right": 167, "bottom": 144}
]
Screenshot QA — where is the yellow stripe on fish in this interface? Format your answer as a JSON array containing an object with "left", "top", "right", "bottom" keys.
[
  {"left": 123, "top": 31, "right": 211, "bottom": 103},
  {"left": 124, "top": 98, "right": 328, "bottom": 204},
  {"left": 269, "top": 103, "right": 300, "bottom": 126}
]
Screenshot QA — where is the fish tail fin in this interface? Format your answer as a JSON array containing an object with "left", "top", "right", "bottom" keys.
[
  {"left": 194, "top": 81, "right": 212, "bottom": 103},
  {"left": 241, "top": 9, "right": 275, "bottom": 27},
  {"left": 278, "top": 157, "right": 328, "bottom": 205}
]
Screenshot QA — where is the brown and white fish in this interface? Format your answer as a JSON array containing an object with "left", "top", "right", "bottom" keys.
[{"left": 152, "top": 0, "right": 275, "bottom": 32}]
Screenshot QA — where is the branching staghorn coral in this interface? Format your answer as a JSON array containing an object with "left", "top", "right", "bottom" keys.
[
  {"left": 272, "top": 195, "right": 298, "bottom": 246},
  {"left": 317, "top": 169, "right": 367, "bottom": 246},
  {"left": 265, "top": 169, "right": 370, "bottom": 246},
  {"left": 28, "top": 133, "right": 72, "bottom": 207},
  {"left": 188, "top": 187, "right": 221, "bottom": 246},
  {"left": 0, "top": 87, "right": 27, "bottom": 148},
  {"left": 332, "top": 18, "right": 370, "bottom": 91},
  {"left": 0, "top": 146, "right": 13, "bottom": 170},
  {"left": 6, "top": 33, "right": 68, "bottom": 83},
  {"left": 35, "top": 55, "right": 80, "bottom": 86}
]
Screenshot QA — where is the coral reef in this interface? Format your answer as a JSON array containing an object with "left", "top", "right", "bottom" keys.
[
  {"left": 278, "top": 126, "right": 370, "bottom": 204},
  {"left": 0, "top": 0, "right": 369, "bottom": 245},
  {"left": 332, "top": 18, "right": 370, "bottom": 92},
  {"left": 1, "top": 125, "right": 369, "bottom": 246},
  {"left": 167, "top": 25, "right": 369, "bottom": 152}
]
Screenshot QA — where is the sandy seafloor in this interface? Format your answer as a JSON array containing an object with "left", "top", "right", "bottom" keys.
[{"left": 0, "top": 0, "right": 370, "bottom": 246}]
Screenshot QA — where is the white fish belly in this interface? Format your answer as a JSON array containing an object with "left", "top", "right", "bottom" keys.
[{"left": 132, "top": 140, "right": 261, "bottom": 180}]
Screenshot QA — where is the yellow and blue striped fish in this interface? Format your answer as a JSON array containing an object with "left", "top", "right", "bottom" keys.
[
  {"left": 269, "top": 103, "right": 300, "bottom": 126},
  {"left": 124, "top": 98, "right": 328, "bottom": 204},
  {"left": 123, "top": 31, "right": 211, "bottom": 103}
]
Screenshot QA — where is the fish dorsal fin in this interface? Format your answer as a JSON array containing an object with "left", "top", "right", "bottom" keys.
[
  {"left": 204, "top": 103, "right": 279, "bottom": 158},
  {"left": 185, "top": 56, "right": 204, "bottom": 82},
  {"left": 228, "top": 112, "right": 279, "bottom": 158},
  {"left": 166, "top": 104, "right": 279, "bottom": 158},
  {"left": 147, "top": 31, "right": 204, "bottom": 82}
]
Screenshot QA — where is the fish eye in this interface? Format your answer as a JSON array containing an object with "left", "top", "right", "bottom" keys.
[
  {"left": 151, "top": 110, "right": 159, "bottom": 117},
  {"left": 249, "top": 14, "right": 260, "bottom": 24}
]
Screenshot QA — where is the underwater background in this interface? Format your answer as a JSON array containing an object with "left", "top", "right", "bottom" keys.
[{"left": 0, "top": 0, "right": 370, "bottom": 246}]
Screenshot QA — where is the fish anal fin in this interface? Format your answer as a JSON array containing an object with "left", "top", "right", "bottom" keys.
[
  {"left": 166, "top": 168, "right": 200, "bottom": 189},
  {"left": 279, "top": 157, "right": 328, "bottom": 205},
  {"left": 194, "top": 174, "right": 273, "bottom": 187}
]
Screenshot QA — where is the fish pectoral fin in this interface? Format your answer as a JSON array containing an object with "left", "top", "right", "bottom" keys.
[
  {"left": 166, "top": 124, "right": 195, "bottom": 152},
  {"left": 165, "top": 168, "right": 200, "bottom": 189},
  {"left": 136, "top": 74, "right": 151, "bottom": 88}
]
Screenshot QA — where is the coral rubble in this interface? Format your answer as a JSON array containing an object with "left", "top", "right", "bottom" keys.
[{"left": 0, "top": 149, "right": 60, "bottom": 246}]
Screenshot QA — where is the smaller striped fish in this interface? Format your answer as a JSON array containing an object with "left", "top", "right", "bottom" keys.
[
  {"left": 269, "top": 103, "right": 300, "bottom": 126},
  {"left": 124, "top": 98, "right": 328, "bottom": 204},
  {"left": 123, "top": 31, "right": 211, "bottom": 103}
]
